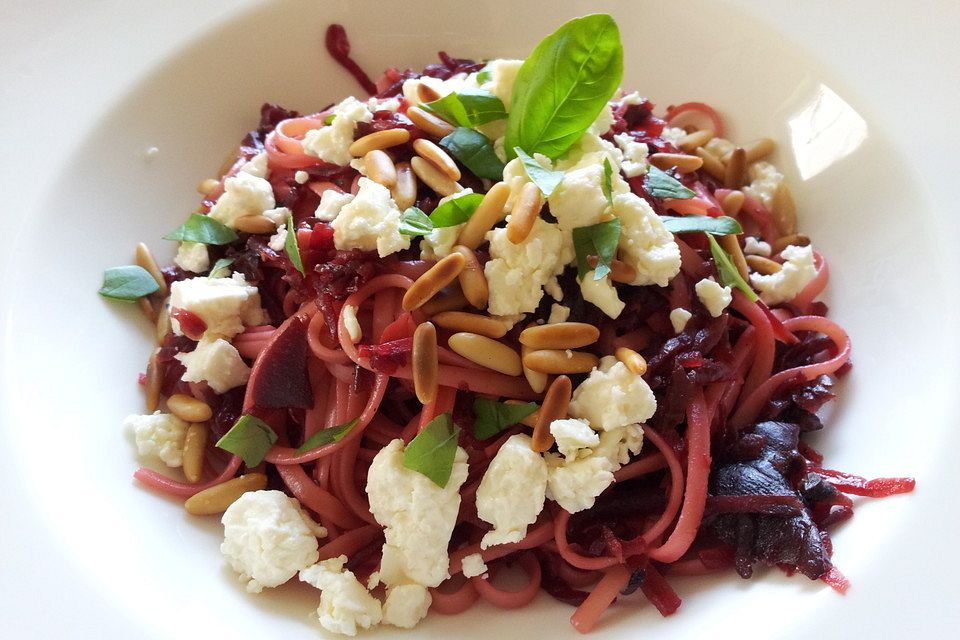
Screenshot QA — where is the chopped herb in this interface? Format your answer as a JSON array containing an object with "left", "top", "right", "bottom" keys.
[
  {"left": 439, "top": 128, "right": 505, "bottom": 180},
  {"left": 163, "top": 213, "right": 238, "bottom": 245},
  {"left": 98, "top": 266, "right": 160, "bottom": 301},
  {"left": 572, "top": 218, "right": 621, "bottom": 281},
  {"left": 707, "top": 234, "right": 758, "bottom": 301},
  {"left": 660, "top": 215, "right": 742, "bottom": 236},
  {"left": 323, "top": 113, "right": 336, "bottom": 125},
  {"left": 602, "top": 157, "right": 615, "bottom": 206},
  {"left": 473, "top": 398, "right": 539, "bottom": 440},
  {"left": 421, "top": 89, "right": 507, "bottom": 128},
  {"left": 644, "top": 165, "right": 696, "bottom": 200},
  {"left": 402, "top": 412, "right": 461, "bottom": 488},
  {"left": 285, "top": 217, "right": 304, "bottom": 275},
  {"left": 399, "top": 206, "right": 434, "bottom": 236},
  {"left": 208, "top": 257, "right": 234, "bottom": 278},
  {"left": 429, "top": 192, "right": 484, "bottom": 228},
  {"left": 216, "top": 414, "right": 278, "bottom": 467},
  {"left": 296, "top": 418, "right": 358, "bottom": 454},
  {"left": 475, "top": 63, "right": 493, "bottom": 84},
  {"left": 514, "top": 147, "right": 564, "bottom": 198}
]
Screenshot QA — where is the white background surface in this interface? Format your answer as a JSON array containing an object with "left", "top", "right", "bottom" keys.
[{"left": 1, "top": 1, "right": 958, "bottom": 638}]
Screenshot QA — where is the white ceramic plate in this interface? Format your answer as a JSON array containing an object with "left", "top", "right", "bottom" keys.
[{"left": 2, "top": 1, "right": 958, "bottom": 637}]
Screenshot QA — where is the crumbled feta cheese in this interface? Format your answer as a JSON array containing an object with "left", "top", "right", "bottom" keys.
[
  {"left": 545, "top": 451, "right": 615, "bottom": 513},
  {"left": 239, "top": 152, "right": 269, "bottom": 179},
  {"left": 332, "top": 178, "right": 410, "bottom": 257},
  {"left": 221, "top": 490, "right": 322, "bottom": 593},
  {"left": 588, "top": 103, "right": 615, "bottom": 136},
  {"left": 208, "top": 171, "right": 276, "bottom": 228},
  {"left": 743, "top": 161, "right": 784, "bottom": 209},
  {"left": 750, "top": 244, "right": 817, "bottom": 305},
  {"left": 176, "top": 336, "right": 251, "bottom": 393},
  {"left": 480, "top": 59, "right": 524, "bottom": 110},
  {"left": 368, "top": 97, "right": 401, "bottom": 112},
  {"left": 613, "top": 192, "right": 681, "bottom": 286},
  {"left": 268, "top": 226, "right": 288, "bottom": 252},
  {"left": 382, "top": 584, "right": 432, "bottom": 629},
  {"left": 484, "top": 218, "right": 568, "bottom": 316},
  {"left": 174, "top": 241, "right": 210, "bottom": 273},
  {"left": 294, "top": 170, "right": 309, "bottom": 184},
  {"left": 420, "top": 189, "right": 473, "bottom": 259},
  {"left": 670, "top": 307, "right": 692, "bottom": 333},
  {"left": 580, "top": 271, "right": 625, "bottom": 319},
  {"left": 660, "top": 127, "right": 688, "bottom": 146},
  {"left": 743, "top": 236, "right": 772, "bottom": 257},
  {"left": 569, "top": 356, "right": 657, "bottom": 431},
  {"left": 262, "top": 206, "right": 291, "bottom": 226},
  {"left": 302, "top": 97, "right": 374, "bottom": 166},
  {"left": 547, "top": 303, "right": 571, "bottom": 324},
  {"left": 548, "top": 162, "right": 627, "bottom": 232},
  {"left": 461, "top": 553, "right": 488, "bottom": 578},
  {"left": 705, "top": 136, "right": 735, "bottom": 159},
  {"left": 169, "top": 273, "right": 265, "bottom": 339},
  {"left": 695, "top": 278, "right": 733, "bottom": 317},
  {"left": 619, "top": 91, "right": 645, "bottom": 106},
  {"left": 315, "top": 189, "right": 354, "bottom": 222},
  {"left": 550, "top": 418, "right": 599, "bottom": 461},
  {"left": 126, "top": 411, "right": 188, "bottom": 467},
  {"left": 553, "top": 133, "right": 624, "bottom": 173},
  {"left": 300, "top": 555, "right": 382, "bottom": 636},
  {"left": 342, "top": 304, "right": 362, "bottom": 343},
  {"left": 613, "top": 133, "right": 650, "bottom": 178},
  {"left": 476, "top": 434, "right": 548, "bottom": 549},
  {"left": 366, "top": 439, "right": 469, "bottom": 588},
  {"left": 544, "top": 276, "right": 564, "bottom": 302}
]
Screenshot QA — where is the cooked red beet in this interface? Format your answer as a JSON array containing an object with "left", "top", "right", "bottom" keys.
[
  {"left": 246, "top": 313, "right": 313, "bottom": 410},
  {"left": 357, "top": 337, "right": 413, "bottom": 375}
]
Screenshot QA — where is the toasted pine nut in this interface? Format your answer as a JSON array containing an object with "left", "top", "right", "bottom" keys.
[
  {"left": 145, "top": 349, "right": 162, "bottom": 413},
  {"left": 519, "top": 322, "right": 600, "bottom": 350},
  {"left": 407, "top": 106, "right": 456, "bottom": 138},
  {"left": 411, "top": 156, "right": 462, "bottom": 197},
  {"left": 413, "top": 138, "right": 461, "bottom": 181},
  {"left": 432, "top": 311, "right": 507, "bottom": 338},
  {"left": 721, "top": 190, "right": 746, "bottom": 216},
  {"left": 412, "top": 322, "right": 439, "bottom": 404},
  {"left": 197, "top": 178, "right": 220, "bottom": 195},
  {"left": 724, "top": 147, "right": 747, "bottom": 188},
  {"left": 348, "top": 128, "right": 411, "bottom": 157},
  {"left": 182, "top": 422, "right": 208, "bottom": 483},
  {"left": 420, "top": 285, "right": 469, "bottom": 316},
  {"left": 587, "top": 256, "right": 637, "bottom": 284},
  {"left": 167, "top": 393, "right": 213, "bottom": 423},
  {"left": 402, "top": 252, "right": 467, "bottom": 311},
  {"left": 135, "top": 242, "right": 168, "bottom": 297},
  {"left": 746, "top": 255, "right": 782, "bottom": 275},
  {"left": 505, "top": 399, "right": 540, "bottom": 427},
  {"left": 234, "top": 214, "right": 277, "bottom": 235},
  {"left": 677, "top": 128, "right": 715, "bottom": 153},
  {"left": 155, "top": 297, "right": 171, "bottom": 344},
  {"left": 453, "top": 245, "right": 488, "bottom": 309},
  {"left": 138, "top": 296, "right": 157, "bottom": 323},
  {"left": 447, "top": 332, "right": 522, "bottom": 376},
  {"left": 532, "top": 375, "right": 572, "bottom": 453},
  {"left": 184, "top": 473, "right": 268, "bottom": 515},
  {"left": 649, "top": 153, "right": 704, "bottom": 173},
  {"left": 523, "top": 349, "right": 599, "bottom": 374},
  {"left": 771, "top": 182, "right": 798, "bottom": 236},
  {"left": 615, "top": 347, "right": 647, "bottom": 376},
  {"left": 719, "top": 234, "right": 750, "bottom": 281},
  {"left": 520, "top": 342, "right": 549, "bottom": 394},
  {"left": 723, "top": 138, "right": 775, "bottom": 164},
  {"left": 695, "top": 147, "right": 725, "bottom": 180},
  {"left": 507, "top": 182, "right": 543, "bottom": 243},
  {"left": 417, "top": 82, "right": 442, "bottom": 104},
  {"left": 392, "top": 161, "right": 417, "bottom": 211},
  {"left": 364, "top": 149, "right": 398, "bottom": 188},
  {"left": 771, "top": 233, "right": 810, "bottom": 254},
  {"left": 457, "top": 182, "right": 510, "bottom": 250}
]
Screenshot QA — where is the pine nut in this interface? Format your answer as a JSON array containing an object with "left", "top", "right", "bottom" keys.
[
  {"left": 531, "top": 375, "right": 571, "bottom": 453},
  {"left": 167, "top": 393, "right": 213, "bottom": 423},
  {"left": 506, "top": 182, "right": 543, "bottom": 243},
  {"left": 522, "top": 349, "right": 599, "bottom": 374},
  {"left": 234, "top": 214, "right": 277, "bottom": 235},
  {"left": 453, "top": 245, "right": 488, "bottom": 309},
  {"left": 420, "top": 285, "right": 469, "bottom": 316},
  {"left": 520, "top": 342, "right": 548, "bottom": 394},
  {"left": 447, "top": 332, "right": 522, "bottom": 376},
  {"left": 182, "top": 422, "right": 208, "bottom": 483},
  {"left": 694, "top": 147, "right": 725, "bottom": 181},
  {"left": 392, "top": 161, "right": 417, "bottom": 211},
  {"left": 649, "top": 153, "right": 704, "bottom": 174},
  {"left": 402, "top": 252, "right": 467, "bottom": 311},
  {"left": 723, "top": 138, "right": 775, "bottom": 164},
  {"left": 155, "top": 297, "right": 171, "bottom": 345},
  {"left": 411, "top": 156, "right": 462, "bottom": 197},
  {"left": 746, "top": 255, "right": 782, "bottom": 275},
  {"left": 724, "top": 147, "right": 747, "bottom": 188},
  {"left": 771, "top": 182, "right": 798, "bottom": 236},
  {"left": 412, "top": 322, "right": 439, "bottom": 404},
  {"left": 413, "top": 138, "right": 461, "bottom": 181},
  {"left": 519, "top": 322, "right": 600, "bottom": 350},
  {"left": 432, "top": 311, "right": 507, "bottom": 338},
  {"left": 771, "top": 233, "right": 810, "bottom": 254},
  {"left": 457, "top": 182, "right": 510, "bottom": 250},
  {"left": 406, "top": 105, "right": 455, "bottom": 138},
  {"left": 719, "top": 234, "right": 750, "bottom": 281},
  {"left": 364, "top": 149, "right": 398, "bottom": 188},
  {"left": 721, "top": 190, "right": 745, "bottom": 216},
  {"left": 183, "top": 473, "right": 268, "bottom": 515},
  {"left": 197, "top": 178, "right": 220, "bottom": 195},
  {"left": 135, "top": 242, "right": 168, "bottom": 297},
  {"left": 505, "top": 399, "right": 540, "bottom": 427},
  {"left": 615, "top": 347, "right": 647, "bottom": 376},
  {"left": 587, "top": 256, "right": 637, "bottom": 284},
  {"left": 416, "top": 82, "right": 442, "bottom": 104},
  {"left": 138, "top": 296, "right": 157, "bottom": 323},
  {"left": 145, "top": 349, "right": 162, "bottom": 413},
  {"left": 348, "top": 128, "right": 411, "bottom": 157},
  {"left": 677, "top": 129, "right": 715, "bottom": 153}
]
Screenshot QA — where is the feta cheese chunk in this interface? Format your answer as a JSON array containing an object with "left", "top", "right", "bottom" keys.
[
  {"left": 239, "top": 152, "right": 269, "bottom": 179},
  {"left": 614, "top": 192, "right": 681, "bottom": 286},
  {"left": 705, "top": 136, "right": 735, "bottom": 160},
  {"left": 302, "top": 97, "right": 374, "bottom": 166},
  {"left": 670, "top": 307, "right": 693, "bottom": 333},
  {"left": 294, "top": 170, "right": 309, "bottom": 184},
  {"left": 382, "top": 584, "right": 432, "bottom": 629},
  {"left": 485, "top": 218, "right": 568, "bottom": 316},
  {"left": 461, "top": 553, "right": 488, "bottom": 578},
  {"left": 480, "top": 59, "right": 524, "bottom": 110},
  {"left": 126, "top": 411, "right": 188, "bottom": 467},
  {"left": 476, "top": 434, "right": 548, "bottom": 549},
  {"left": 614, "top": 133, "right": 649, "bottom": 178},
  {"left": 548, "top": 162, "right": 628, "bottom": 232},
  {"left": 331, "top": 178, "right": 410, "bottom": 257},
  {"left": 695, "top": 278, "right": 733, "bottom": 317},
  {"left": 208, "top": 171, "right": 276, "bottom": 228},
  {"left": 366, "top": 439, "right": 469, "bottom": 588},
  {"left": 174, "top": 242, "right": 210, "bottom": 273},
  {"left": 569, "top": 357, "right": 656, "bottom": 431},
  {"left": 660, "top": 126, "right": 688, "bottom": 147},
  {"left": 169, "top": 273, "right": 265, "bottom": 339},
  {"left": 545, "top": 451, "right": 615, "bottom": 513},
  {"left": 547, "top": 303, "right": 571, "bottom": 324},
  {"left": 743, "top": 161, "right": 784, "bottom": 209},
  {"left": 750, "top": 244, "right": 817, "bottom": 305},
  {"left": 221, "top": 490, "right": 322, "bottom": 594},
  {"left": 743, "top": 236, "right": 772, "bottom": 257},
  {"left": 300, "top": 555, "right": 382, "bottom": 636},
  {"left": 580, "top": 271, "right": 625, "bottom": 319},
  {"left": 589, "top": 103, "right": 615, "bottom": 136},
  {"left": 175, "top": 336, "right": 251, "bottom": 393},
  {"left": 315, "top": 189, "right": 355, "bottom": 222},
  {"left": 420, "top": 190, "right": 473, "bottom": 260},
  {"left": 550, "top": 418, "right": 599, "bottom": 461}
]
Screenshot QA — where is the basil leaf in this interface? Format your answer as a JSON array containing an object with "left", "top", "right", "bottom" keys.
[
  {"left": 98, "top": 266, "right": 160, "bottom": 301},
  {"left": 429, "top": 192, "right": 484, "bottom": 227},
  {"left": 402, "top": 412, "right": 461, "bottom": 487},
  {"left": 601, "top": 157, "right": 614, "bottom": 206},
  {"left": 644, "top": 165, "right": 696, "bottom": 200},
  {"left": 572, "top": 218, "right": 621, "bottom": 281},
  {"left": 296, "top": 418, "right": 358, "bottom": 454},
  {"left": 473, "top": 398, "right": 539, "bottom": 440},
  {"left": 660, "top": 215, "right": 743, "bottom": 236},
  {"left": 707, "top": 234, "right": 758, "bottom": 302},
  {"left": 209, "top": 257, "right": 234, "bottom": 278},
  {"left": 440, "top": 128, "right": 505, "bottom": 180},
  {"left": 475, "top": 63, "right": 493, "bottom": 85},
  {"left": 514, "top": 147, "right": 564, "bottom": 198},
  {"left": 163, "top": 213, "right": 238, "bottom": 245},
  {"left": 505, "top": 14, "right": 623, "bottom": 160},
  {"left": 399, "top": 207, "right": 434, "bottom": 236},
  {"left": 286, "top": 217, "right": 304, "bottom": 275},
  {"left": 216, "top": 414, "right": 278, "bottom": 467},
  {"left": 323, "top": 113, "right": 336, "bottom": 125},
  {"left": 422, "top": 89, "right": 507, "bottom": 128}
]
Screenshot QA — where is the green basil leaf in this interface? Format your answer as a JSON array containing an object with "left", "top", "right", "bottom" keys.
[
  {"left": 572, "top": 218, "right": 621, "bottom": 281},
  {"left": 399, "top": 207, "right": 434, "bottom": 236},
  {"left": 505, "top": 14, "right": 623, "bottom": 160},
  {"left": 422, "top": 89, "right": 507, "bottom": 128},
  {"left": 601, "top": 157, "right": 615, "bottom": 206},
  {"left": 660, "top": 215, "right": 742, "bottom": 236},
  {"left": 286, "top": 217, "right": 304, "bottom": 275},
  {"left": 323, "top": 113, "right": 336, "bottom": 125},
  {"left": 439, "top": 128, "right": 505, "bottom": 180},
  {"left": 163, "top": 213, "right": 238, "bottom": 245},
  {"left": 514, "top": 147, "right": 564, "bottom": 198},
  {"left": 473, "top": 398, "right": 539, "bottom": 440},
  {"left": 402, "top": 412, "right": 461, "bottom": 487},
  {"left": 707, "top": 234, "right": 758, "bottom": 302},
  {"left": 475, "top": 63, "right": 493, "bottom": 85},
  {"left": 644, "top": 165, "right": 696, "bottom": 200},
  {"left": 296, "top": 418, "right": 358, "bottom": 454},
  {"left": 98, "top": 266, "right": 160, "bottom": 301},
  {"left": 209, "top": 257, "right": 234, "bottom": 278},
  {"left": 216, "top": 414, "right": 278, "bottom": 467},
  {"left": 429, "top": 192, "right": 485, "bottom": 228}
]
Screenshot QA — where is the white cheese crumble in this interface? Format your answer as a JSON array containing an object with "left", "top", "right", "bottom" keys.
[
  {"left": 294, "top": 170, "right": 309, "bottom": 184},
  {"left": 169, "top": 272, "right": 265, "bottom": 339},
  {"left": 743, "top": 161, "right": 784, "bottom": 209},
  {"left": 475, "top": 434, "right": 548, "bottom": 549},
  {"left": 461, "top": 553, "right": 488, "bottom": 578},
  {"left": 695, "top": 278, "right": 733, "bottom": 317},
  {"left": 302, "top": 97, "right": 374, "bottom": 166},
  {"left": 176, "top": 336, "right": 251, "bottom": 393},
  {"left": 240, "top": 152, "right": 269, "bottom": 178},
  {"left": 548, "top": 162, "right": 627, "bottom": 232},
  {"left": 342, "top": 304, "right": 362, "bottom": 343},
  {"left": 550, "top": 418, "right": 599, "bottom": 461},
  {"left": 670, "top": 307, "right": 692, "bottom": 333},
  {"left": 484, "top": 218, "right": 569, "bottom": 316},
  {"left": 660, "top": 126, "right": 688, "bottom": 146},
  {"left": 382, "top": 584, "right": 432, "bottom": 629},
  {"left": 743, "top": 236, "right": 772, "bottom": 257},
  {"left": 174, "top": 241, "right": 210, "bottom": 273},
  {"left": 403, "top": 73, "right": 478, "bottom": 107},
  {"left": 750, "top": 244, "right": 817, "bottom": 305},
  {"left": 614, "top": 192, "right": 681, "bottom": 287},
  {"left": 480, "top": 59, "right": 524, "bottom": 110},
  {"left": 704, "top": 136, "right": 735, "bottom": 159},
  {"left": 547, "top": 303, "right": 571, "bottom": 324},
  {"left": 613, "top": 133, "right": 649, "bottom": 178},
  {"left": 300, "top": 555, "right": 382, "bottom": 636},
  {"left": 315, "top": 189, "right": 355, "bottom": 222},
  {"left": 569, "top": 357, "right": 656, "bottom": 431},
  {"left": 420, "top": 189, "right": 473, "bottom": 260},
  {"left": 208, "top": 171, "right": 276, "bottom": 229},
  {"left": 126, "top": 411, "right": 188, "bottom": 467},
  {"left": 588, "top": 103, "right": 615, "bottom": 136},
  {"left": 331, "top": 178, "right": 410, "bottom": 257},
  {"left": 580, "top": 271, "right": 625, "bottom": 319}
]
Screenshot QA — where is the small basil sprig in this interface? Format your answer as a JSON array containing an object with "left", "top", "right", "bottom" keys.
[
  {"left": 285, "top": 218, "right": 304, "bottom": 275},
  {"left": 399, "top": 207, "right": 434, "bottom": 237},
  {"left": 216, "top": 414, "right": 278, "bottom": 467},
  {"left": 660, "top": 215, "right": 742, "bottom": 236},
  {"left": 164, "top": 213, "right": 238, "bottom": 245},
  {"left": 572, "top": 218, "right": 621, "bottom": 281},
  {"left": 209, "top": 257, "right": 234, "bottom": 278},
  {"left": 707, "top": 234, "right": 758, "bottom": 302},
  {"left": 440, "top": 128, "right": 505, "bottom": 180},
  {"left": 422, "top": 89, "right": 507, "bottom": 128},
  {"left": 296, "top": 418, "right": 358, "bottom": 454},
  {"left": 429, "top": 192, "right": 484, "bottom": 227},
  {"left": 98, "top": 266, "right": 160, "bottom": 301},
  {"left": 644, "top": 166, "right": 695, "bottom": 200},
  {"left": 402, "top": 412, "right": 461, "bottom": 487},
  {"left": 601, "top": 157, "right": 615, "bottom": 206},
  {"left": 473, "top": 398, "right": 539, "bottom": 440},
  {"left": 514, "top": 147, "right": 564, "bottom": 198}
]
